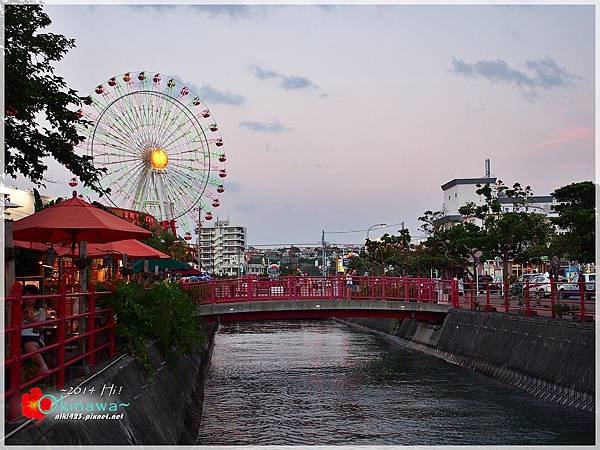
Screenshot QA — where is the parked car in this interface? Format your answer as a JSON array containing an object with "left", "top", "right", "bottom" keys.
[
  {"left": 526, "top": 275, "right": 567, "bottom": 298},
  {"left": 557, "top": 273, "right": 596, "bottom": 300},
  {"left": 508, "top": 273, "right": 541, "bottom": 299},
  {"left": 477, "top": 274, "right": 503, "bottom": 294},
  {"left": 514, "top": 273, "right": 541, "bottom": 287}
]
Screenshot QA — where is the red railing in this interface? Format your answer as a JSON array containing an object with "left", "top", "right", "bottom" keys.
[
  {"left": 454, "top": 278, "right": 595, "bottom": 321},
  {"left": 4, "top": 282, "right": 116, "bottom": 421},
  {"left": 183, "top": 276, "right": 595, "bottom": 322},
  {"left": 183, "top": 276, "right": 455, "bottom": 305}
]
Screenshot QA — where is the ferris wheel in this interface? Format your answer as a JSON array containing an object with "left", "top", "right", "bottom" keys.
[{"left": 77, "top": 70, "right": 227, "bottom": 234}]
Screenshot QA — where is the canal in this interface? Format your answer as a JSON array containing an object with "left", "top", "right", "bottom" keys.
[{"left": 196, "top": 320, "right": 595, "bottom": 445}]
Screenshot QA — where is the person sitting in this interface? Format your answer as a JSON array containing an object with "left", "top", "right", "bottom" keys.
[{"left": 21, "top": 284, "right": 49, "bottom": 374}]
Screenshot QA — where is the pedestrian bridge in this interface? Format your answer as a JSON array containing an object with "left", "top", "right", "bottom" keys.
[
  {"left": 182, "top": 275, "right": 595, "bottom": 322},
  {"left": 196, "top": 298, "right": 451, "bottom": 322},
  {"left": 184, "top": 276, "right": 456, "bottom": 322}
]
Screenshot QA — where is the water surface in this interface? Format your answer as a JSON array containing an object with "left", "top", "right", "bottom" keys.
[{"left": 196, "top": 320, "right": 595, "bottom": 445}]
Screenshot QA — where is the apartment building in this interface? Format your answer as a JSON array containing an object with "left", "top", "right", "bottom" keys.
[{"left": 199, "top": 219, "right": 246, "bottom": 276}]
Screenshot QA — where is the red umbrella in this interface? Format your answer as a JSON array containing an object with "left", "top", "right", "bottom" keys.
[
  {"left": 12, "top": 240, "right": 52, "bottom": 252},
  {"left": 12, "top": 192, "right": 152, "bottom": 249},
  {"left": 56, "top": 239, "right": 170, "bottom": 259}
]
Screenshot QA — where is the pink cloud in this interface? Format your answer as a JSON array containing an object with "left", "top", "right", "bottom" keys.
[{"left": 529, "top": 127, "right": 594, "bottom": 150}]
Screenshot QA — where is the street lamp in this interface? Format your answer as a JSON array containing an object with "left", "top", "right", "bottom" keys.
[{"left": 366, "top": 223, "right": 387, "bottom": 241}]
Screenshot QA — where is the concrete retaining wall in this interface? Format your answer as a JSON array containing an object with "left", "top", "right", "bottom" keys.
[
  {"left": 341, "top": 311, "right": 595, "bottom": 412},
  {"left": 6, "top": 322, "right": 217, "bottom": 445}
]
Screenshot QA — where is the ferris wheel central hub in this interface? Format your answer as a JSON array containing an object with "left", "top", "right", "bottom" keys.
[{"left": 149, "top": 147, "right": 169, "bottom": 170}]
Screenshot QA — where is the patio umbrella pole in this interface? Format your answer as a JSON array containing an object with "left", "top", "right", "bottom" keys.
[
  {"left": 123, "top": 254, "right": 128, "bottom": 281},
  {"left": 80, "top": 241, "right": 88, "bottom": 293},
  {"left": 70, "top": 229, "right": 77, "bottom": 289},
  {"left": 79, "top": 240, "right": 89, "bottom": 370}
]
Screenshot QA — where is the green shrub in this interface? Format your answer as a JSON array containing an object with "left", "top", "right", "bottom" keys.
[
  {"left": 552, "top": 302, "right": 571, "bottom": 318},
  {"left": 99, "top": 282, "right": 205, "bottom": 372},
  {"left": 509, "top": 283, "right": 524, "bottom": 299}
]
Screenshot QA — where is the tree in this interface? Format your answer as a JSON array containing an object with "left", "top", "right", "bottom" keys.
[
  {"left": 550, "top": 181, "right": 595, "bottom": 263},
  {"left": 352, "top": 230, "right": 412, "bottom": 275},
  {"left": 5, "top": 5, "right": 106, "bottom": 193},
  {"left": 417, "top": 210, "right": 485, "bottom": 278},
  {"left": 32, "top": 188, "right": 63, "bottom": 212},
  {"left": 145, "top": 230, "right": 188, "bottom": 261},
  {"left": 401, "top": 243, "right": 442, "bottom": 277},
  {"left": 346, "top": 251, "right": 371, "bottom": 274},
  {"left": 459, "top": 181, "right": 553, "bottom": 281}
]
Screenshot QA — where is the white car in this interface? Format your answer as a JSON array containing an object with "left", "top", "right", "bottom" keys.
[
  {"left": 526, "top": 275, "right": 567, "bottom": 298},
  {"left": 558, "top": 273, "right": 596, "bottom": 300}
]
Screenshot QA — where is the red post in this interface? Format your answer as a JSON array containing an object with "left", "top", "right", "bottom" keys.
[
  {"left": 403, "top": 279, "right": 409, "bottom": 302},
  {"left": 550, "top": 278, "right": 556, "bottom": 319},
  {"left": 210, "top": 280, "right": 217, "bottom": 304},
  {"left": 470, "top": 282, "right": 475, "bottom": 307},
  {"left": 333, "top": 276, "right": 338, "bottom": 300},
  {"left": 87, "top": 283, "right": 96, "bottom": 367},
  {"left": 469, "top": 280, "right": 475, "bottom": 310},
  {"left": 371, "top": 277, "right": 375, "bottom": 302},
  {"left": 292, "top": 276, "right": 297, "bottom": 299},
  {"left": 9, "top": 282, "right": 23, "bottom": 421},
  {"left": 525, "top": 279, "right": 531, "bottom": 316},
  {"left": 417, "top": 277, "right": 421, "bottom": 303},
  {"left": 451, "top": 279, "right": 458, "bottom": 308},
  {"left": 503, "top": 280, "right": 509, "bottom": 314},
  {"left": 56, "top": 281, "right": 67, "bottom": 389},
  {"left": 579, "top": 280, "right": 586, "bottom": 322},
  {"left": 381, "top": 277, "right": 386, "bottom": 301}
]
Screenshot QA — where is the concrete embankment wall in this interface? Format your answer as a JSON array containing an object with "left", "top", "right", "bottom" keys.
[
  {"left": 6, "top": 322, "right": 217, "bottom": 445},
  {"left": 341, "top": 311, "right": 594, "bottom": 412}
]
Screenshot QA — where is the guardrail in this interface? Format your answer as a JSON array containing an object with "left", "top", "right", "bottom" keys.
[
  {"left": 182, "top": 276, "right": 595, "bottom": 322},
  {"left": 456, "top": 278, "right": 595, "bottom": 321},
  {"left": 183, "top": 276, "right": 454, "bottom": 304},
  {"left": 4, "top": 282, "right": 116, "bottom": 421}
]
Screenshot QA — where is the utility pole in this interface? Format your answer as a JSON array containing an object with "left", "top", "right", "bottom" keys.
[
  {"left": 321, "top": 229, "right": 326, "bottom": 276},
  {"left": 196, "top": 207, "right": 202, "bottom": 272}
]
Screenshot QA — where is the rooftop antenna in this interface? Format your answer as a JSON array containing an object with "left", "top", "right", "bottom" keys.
[{"left": 484, "top": 158, "right": 491, "bottom": 178}]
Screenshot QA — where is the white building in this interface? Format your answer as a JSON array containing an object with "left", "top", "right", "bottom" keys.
[
  {"left": 437, "top": 176, "right": 497, "bottom": 226},
  {"left": 245, "top": 255, "right": 267, "bottom": 275},
  {"left": 441, "top": 177, "right": 498, "bottom": 216},
  {"left": 434, "top": 160, "right": 556, "bottom": 228},
  {"left": 497, "top": 194, "right": 557, "bottom": 217},
  {"left": 1, "top": 187, "right": 55, "bottom": 221},
  {"left": 199, "top": 219, "right": 246, "bottom": 276},
  {"left": 432, "top": 160, "right": 558, "bottom": 281}
]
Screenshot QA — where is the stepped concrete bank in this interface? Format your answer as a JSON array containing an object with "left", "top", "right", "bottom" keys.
[
  {"left": 339, "top": 310, "right": 594, "bottom": 412},
  {"left": 6, "top": 322, "right": 217, "bottom": 445}
]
